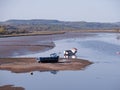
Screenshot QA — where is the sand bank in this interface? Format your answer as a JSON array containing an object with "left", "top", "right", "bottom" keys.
[
  {"left": 0, "top": 85, "right": 24, "bottom": 90},
  {"left": 0, "top": 32, "right": 96, "bottom": 57},
  {"left": 0, "top": 32, "right": 94, "bottom": 73},
  {"left": 0, "top": 58, "right": 92, "bottom": 73}
]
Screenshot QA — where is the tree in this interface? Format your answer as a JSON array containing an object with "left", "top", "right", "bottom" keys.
[{"left": 0, "top": 26, "right": 6, "bottom": 34}]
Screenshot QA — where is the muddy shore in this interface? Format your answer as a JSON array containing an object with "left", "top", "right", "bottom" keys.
[
  {"left": 0, "top": 32, "right": 96, "bottom": 57},
  {"left": 0, "top": 85, "right": 24, "bottom": 90},
  {"left": 0, "top": 58, "right": 92, "bottom": 73},
  {"left": 0, "top": 32, "right": 94, "bottom": 73}
]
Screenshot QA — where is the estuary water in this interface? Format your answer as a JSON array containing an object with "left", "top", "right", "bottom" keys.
[{"left": 0, "top": 33, "right": 120, "bottom": 90}]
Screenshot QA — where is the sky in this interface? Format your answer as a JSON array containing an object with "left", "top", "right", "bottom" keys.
[{"left": 0, "top": 0, "right": 120, "bottom": 22}]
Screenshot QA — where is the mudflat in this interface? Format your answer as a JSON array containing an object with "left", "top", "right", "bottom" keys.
[
  {"left": 0, "top": 32, "right": 94, "bottom": 73},
  {"left": 0, "top": 85, "right": 24, "bottom": 90},
  {"left": 0, "top": 58, "right": 92, "bottom": 73},
  {"left": 0, "top": 32, "right": 96, "bottom": 57}
]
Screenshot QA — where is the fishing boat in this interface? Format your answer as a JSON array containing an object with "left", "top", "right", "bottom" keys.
[{"left": 36, "top": 53, "right": 59, "bottom": 63}]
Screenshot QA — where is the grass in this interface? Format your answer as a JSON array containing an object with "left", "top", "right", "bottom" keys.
[
  {"left": 0, "top": 31, "right": 65, "bottom": 37},
  {"left": 0, "top": 29, "right": 120, "bottom": 38}
]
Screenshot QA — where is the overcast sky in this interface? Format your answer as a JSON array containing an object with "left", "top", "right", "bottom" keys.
[{"left": 0, "top": 0, "right": 120, "bottom": 22}]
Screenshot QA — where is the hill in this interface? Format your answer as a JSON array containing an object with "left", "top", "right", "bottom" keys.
[{"left": 0, "top": 19, "right": 120, "bottom": 35}]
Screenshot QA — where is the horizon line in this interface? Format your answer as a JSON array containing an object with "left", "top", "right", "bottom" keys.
[{"left": 0, "top": 18, "right": 120, "bottom": 23}]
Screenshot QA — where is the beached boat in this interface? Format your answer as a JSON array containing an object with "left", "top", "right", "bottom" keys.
[
  {"left": 64, "top": 48, "right": 77, "bottom": 58},
  {"left": 36, "top": 53, "right": 59, "bottom": 63}
]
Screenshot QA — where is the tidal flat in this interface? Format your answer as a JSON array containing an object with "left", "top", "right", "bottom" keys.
[{"left": 0, "top": 32, "right": 120, "bottom": 90}]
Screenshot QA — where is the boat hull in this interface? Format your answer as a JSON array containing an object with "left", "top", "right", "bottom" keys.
[{"left": 37, "top": 56, "right": 59, "bottom": 63}]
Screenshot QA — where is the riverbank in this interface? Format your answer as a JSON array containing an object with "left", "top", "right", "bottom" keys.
[
  {"left": 0, "top": 32, "right": 120, "bottom": 90},
  {"left": 0, "top": 32, "right": 94, "bottom": 73},
  {"left": 0, "top": 58, "right": 92, "bottom": 73},
  {"left": 0, "top": 32, "right": 97, "bottom": 57},
  {"left": 0, "top": 85, "right": 24, "bottom": 90},
  {"left": 0, "top": 31, "right": 65, "bottom": 38},
  {"left": 0, "top": 30, "right": 119, "bottom": 38}
]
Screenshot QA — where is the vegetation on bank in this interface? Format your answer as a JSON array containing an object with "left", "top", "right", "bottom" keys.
[
  {"left": 0, "top": 26, "right": 6, "bottom": 34},
  {"left": 0, "top": 26, "right": 28, "bottom": 35},
  {"left": 0, "top": 19, "right": 120, "bottom": 37},
  {"left": 0, "top": 27, "right": 65, "bottom": 37}
]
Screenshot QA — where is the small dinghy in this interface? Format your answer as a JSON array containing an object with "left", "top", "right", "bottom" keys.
[
  {"left": 64, "top": 48, "right": 77, "bottom": 58},
  {"left": 36, "top": 53, "right": 59, "bottom": 63}
]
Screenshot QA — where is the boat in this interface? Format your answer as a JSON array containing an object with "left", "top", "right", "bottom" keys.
[
  {"left": 36, "top": 53, "right": 59, "bottom": 63},
  {"left": 64, "top": 48, "right": 77, "bottom": 58}
]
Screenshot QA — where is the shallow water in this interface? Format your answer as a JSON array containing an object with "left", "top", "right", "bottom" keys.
[{"left": 0, "top": 33, "right": 120, "bottom": 90}]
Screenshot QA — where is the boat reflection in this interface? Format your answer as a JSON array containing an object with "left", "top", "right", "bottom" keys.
[
  {"left": 116, "top": 36, "right": 120, "bottom": 40},
  {"left": 30, "top": 70, "right": 58, "bottom": 75},
  {"left": 64, "top": 55, "right": 77, "bottom": 59}
]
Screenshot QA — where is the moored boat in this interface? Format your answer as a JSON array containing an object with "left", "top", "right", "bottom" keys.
[{"left": 36, "top": 53, "right": 59, "bottom": 63}]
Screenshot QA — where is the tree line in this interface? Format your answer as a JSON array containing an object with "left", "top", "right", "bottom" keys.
[{"left": 0, "top": 26, "right": 28, "bottom": 35}]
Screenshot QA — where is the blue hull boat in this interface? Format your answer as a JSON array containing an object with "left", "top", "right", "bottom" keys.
[{"left": 36, "top": 53, "right": 59, "bottom": 63}]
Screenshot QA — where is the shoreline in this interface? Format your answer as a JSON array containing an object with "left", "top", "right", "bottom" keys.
[
  {"left": 0, "top": 58, "right": 92, "bottom": 73},
  {"left": 0, "top": 32, "right": 97, "bottom": 57},
  {"left": 0, "top": 85, "right": 24, "bottom": 90},
  {"left": 0, "top": 32, "right": 94, "bottom": 73},
  {"left": 0, "top": 30, "right": 119, "bottom": 38}
]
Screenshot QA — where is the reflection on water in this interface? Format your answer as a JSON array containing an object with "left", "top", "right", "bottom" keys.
[
  {"left": 64, "top": 55, "right": 77, "bottom": 59},
  {"left": 0, "top": 33, "right": 120, "bottom": 90},
  {"left": 30, "top": 70, "right": 58, "bottom": 75},
  {"left": 50, "top": 70, "right": 58, "bottom": 75},
  {"left": 79, "top": 40, "right": 120, "bottom": 56},
  {"left": 116, "top": 32, "right": 120, "bottom": 40},
  {"left": 116, "top": 36, "right": 120, "bottom": 40}
]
